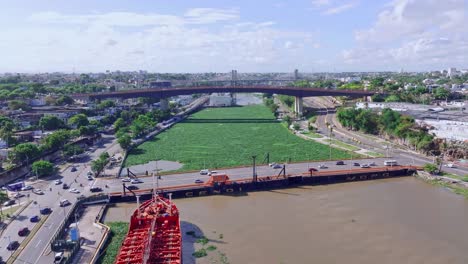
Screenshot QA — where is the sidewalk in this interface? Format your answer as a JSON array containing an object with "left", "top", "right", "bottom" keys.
[{"left": 71, "top": 205, "right": 108, "bottom": 264}]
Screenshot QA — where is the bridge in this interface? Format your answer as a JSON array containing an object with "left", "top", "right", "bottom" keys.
[{"left": 72, "top": 85, "right": 375, "bottom": 116}]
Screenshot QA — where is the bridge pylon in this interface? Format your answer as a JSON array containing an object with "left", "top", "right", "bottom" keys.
[{"left": 294, "top": 96, "right": 303, "bottom": 118}]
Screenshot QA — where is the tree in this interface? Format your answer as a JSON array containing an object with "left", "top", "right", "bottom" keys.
[
  {"left": 130, "top": 115, "right": 155, "bottom": 138},
  {"left": 56, "top": 95, "right": 74, "bottom": 106},
  {"left": 42, "top": 130, "right": 70, "bottom": 150},
  {"left": 62, "top": 144, "right": 84, "bottom": 157},
  {"left": 293, "top": 123, "right": 301, "bottom": 131},
  {"left": 68, "top": 113, "right": 89, "bottom": 128},
  {"left": 117, "top": 134, "right": 132, "bottom": 150},
  {"left": 434, "top": 88, "right": 450, "bottom": 101},
  {"left": 97, "top": 100, "right": 116, "bottom": 109},
  {"left": 8, "top": 100, "right": 30, "bottom": 110},
  {"left": 12, "top": 143, "right": 42, "bottom": 163},
  {"left": 423, "top": 163, "right": 438, "bottom": 174},
  {"left": 39, "top": 115, "right": 65, "bottom": 130},
  {"left": 79, "top": 125, "right": 98, "bottom": 136},
  {"left": 113, "top": 118, "right": 126, "bottom": 132},
  {"left": 283, "top": 116, "right": 292, "bottom": 127},
  {"left": 32, "top": 160, "right": 54, "bottom": 177},
  {"left": 91, "top": 152, "right": 109, "bottom": 173}
]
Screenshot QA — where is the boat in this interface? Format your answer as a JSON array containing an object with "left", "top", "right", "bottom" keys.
[{"left": 115, "top": 195, "right": 181, "bottom": 264}]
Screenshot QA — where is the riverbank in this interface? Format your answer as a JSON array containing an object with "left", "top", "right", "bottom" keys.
[{"left": 415, "top": 171, "right": 468, "bottom": 199}]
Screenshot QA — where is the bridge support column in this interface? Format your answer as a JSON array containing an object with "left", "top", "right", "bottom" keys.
[
  {"left": 294, "top": 96, "right": 303, "bottom": 118},
  {"left": 160, "top": 98, "right": 169, "bottom": 110}
]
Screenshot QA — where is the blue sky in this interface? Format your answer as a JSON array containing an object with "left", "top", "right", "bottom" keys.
[{"left": 0, "top": 0, "right": 466, "bottom": 73}]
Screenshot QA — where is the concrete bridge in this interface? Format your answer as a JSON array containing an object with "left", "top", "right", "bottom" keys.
[{"left": 72, "top": 85, "right": 375, "bottom": 116}]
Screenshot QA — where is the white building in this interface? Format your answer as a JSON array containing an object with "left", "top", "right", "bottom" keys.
[
  {"left": 417, "top": 119, "right": 468, "bottom": 141},
  {"left": 447, "top": 67, "right": 459, "bottom": 78},
  {"left": 209, "top": 93, "right": 233, "bottom": 107},
  {"left": 340, "top": 76, "right": 361, "bottom": 83}
]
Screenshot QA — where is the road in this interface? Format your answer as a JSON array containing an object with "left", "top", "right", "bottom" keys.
[{"left": 0, "top": 134, "right": 120, "bottom": 264}]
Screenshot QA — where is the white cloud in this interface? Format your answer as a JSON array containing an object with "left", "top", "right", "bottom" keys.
[
  {"left": 0, "top": 9, "right": 319, "bottom": 72},
  {"left": 342, "top": 0, "right": 468, "bottom": 70},
  {"left": 322, "top": 2, "right": 357, "bottom": 15}
]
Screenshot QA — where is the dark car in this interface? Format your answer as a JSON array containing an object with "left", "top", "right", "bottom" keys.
[
  {"left": 90, "top": 187, "right": 102, "bottom": 193},
  {"left": 353, "top": 162, "right": 360, "bottom": 166},
  {"left": 62, "top": 183, "right": 69, "bottom": 189},
  {"left": 70, "top": 167, "right": 77, "bottom": 172},
  {"left": 336, "top": 161, "right": 345, "bottom": 165},
  {"left": 30, "top": 215, "right": 40, "bottom": 222},
  {"left": 7, "top": 241, "right": 19, "bottom": 251},
  {"left": 18, "top": 227, "right": 29, "bottom": 236},
  {"left": 40, "top": 207, "right": 52, "bottom": 215},
  {"left": 194, "top": 179, "right": 204, "bottom": 184}
]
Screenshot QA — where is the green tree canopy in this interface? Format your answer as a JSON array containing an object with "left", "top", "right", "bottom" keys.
[
  {"left": 68, "top": 113, "right": 89, "bottom": 128},
  {"left": 12, "top": 143, "right": 42, "bottom": 163},
  {"left": 42, "top": 130, "right": 71, "bottom": 150},
  {"left": 117, "top": 134, "right": 132, "bottom": 150},
  {"left": 56, "top": 95, "right": 74, "bottom": 106},
  {"left": 39, "top": 115, "right": 65, "bottom": 130},
  {"left": 32, "top": 160, "right": 54, "bottom": 177}
]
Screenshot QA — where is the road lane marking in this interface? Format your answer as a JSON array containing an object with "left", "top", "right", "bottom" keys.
[{"left": 34, "top": 240, "right": 42, "bottom": 248}]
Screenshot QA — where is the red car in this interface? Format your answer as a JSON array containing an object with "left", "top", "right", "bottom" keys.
[{"left": 18, "top": 227, "right": 29, "bottom": 236}]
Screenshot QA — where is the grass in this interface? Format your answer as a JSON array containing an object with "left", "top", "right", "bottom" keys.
[
  {"left": 0, "top": 205, "right": 20, "bottom": 217},
  {"left": 430, "top": 180, "right": 468, "bottom": 199},
  {"left": 363, "top": 151, "right": 385, "bottom": 158},
  {"left": 300, "top": 131, "right": 323, "bottom": 138},
  {"left": 97, "top": 222, "right": 129, "bottom": 264},
  {"left": 323, "top": 139, "right": 360, "bottom": 151},
  {"left": 125, "top": 105, "right": 351, "bottom": 171}
]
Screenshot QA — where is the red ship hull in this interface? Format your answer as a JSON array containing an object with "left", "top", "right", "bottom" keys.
[{"left": 115, "top": 196, "right": 181, "bottom": 264}]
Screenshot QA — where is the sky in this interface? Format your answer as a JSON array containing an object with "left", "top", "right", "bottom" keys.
[{"left": 0, "top": 0, "right": 467, "bottom": 73}]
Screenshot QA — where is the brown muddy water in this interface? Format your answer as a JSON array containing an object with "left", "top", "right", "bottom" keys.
[{"left": 104, "top": 177, "right": 468, "bottom": 264}]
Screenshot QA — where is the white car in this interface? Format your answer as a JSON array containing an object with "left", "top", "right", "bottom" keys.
[
  {"left": 32, "top": 189, "right": 44, "bottom": 195},
  {"left": 446, "top": 163, "right": 457, "bottom": 168},
  {"left": 268, "top": 162, "right": 277, "bottom": 167},
  {"left": 318, "top": 164, "right": 328, "bottom": 169},
  {"left": 360, "top": 164, "right": 370, "bottom": 168},
  {"left": 121, "top": 178, "right": 131, "bottom": 182},
  {"left": 131, "top": 179, "right": 143, "bottom": 184},
  {"left": 54, "top": 179, "right": 62, "bottom": 185},
  {"left": 87, "top": 171, "right": 93, "bottom": 176},
  {"left": 69, "top": 188, "right": 80, "bottom": 194},
  {"left": 200, "top": 169, "right": 210, "bottom": 175},
  {"left": 21, "top": 186, "right": 33, "bottom": 191}
]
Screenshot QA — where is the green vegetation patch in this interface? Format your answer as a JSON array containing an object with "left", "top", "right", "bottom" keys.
[
  {"left": 323, "top": 139, "right": 360, "bottom": 151},
  {"left": 98, "top": 222, "right": 129, "bottom": 264},
  {"left": 125, "top": 105, "right": 350, "bottom": 170},
  {"left": 430, "top": 180, "right": 468, "bottom": 199},
  {"left": 363, "top": 151, "right": 385, "bottom": 158}
]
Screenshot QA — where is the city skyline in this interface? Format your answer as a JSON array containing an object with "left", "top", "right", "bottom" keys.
[{"left": 0, "top": 0, "right": 467, "bottom": 73}]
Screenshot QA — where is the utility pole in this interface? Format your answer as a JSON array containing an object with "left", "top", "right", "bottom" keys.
[{"left": 252, "top": 155, "right": 257, "bottom": 183}]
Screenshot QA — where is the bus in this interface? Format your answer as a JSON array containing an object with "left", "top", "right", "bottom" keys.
[
  {"left": 7, "top": 181, "right": 25, "bottom": 192},
  {"left": 384, "top": 160, "right": 398, "bottom": 166}
]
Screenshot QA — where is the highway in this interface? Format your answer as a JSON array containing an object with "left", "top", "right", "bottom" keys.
[{"left": 0, "top": 135, "right": 121, "bottom": 264}]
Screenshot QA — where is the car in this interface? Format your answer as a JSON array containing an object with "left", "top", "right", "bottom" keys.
[
  {"left": 13, "top": 193, "right": 25, "bottom": 199},
  {"left": 18, "top": 227, "right": 29, "bottom": 236},
  {"left": 353, "top": 162, "right": 360, "bottom": 166},
  {"left": 54, "top": 179, "right": 62, "bottom": 185},
  {"left": 336, "top": 161, "right": 345, "bottom": 165},
  {"left": 194, "top": 179, "right": 204, "bottom": 184},
  {"left": 40, "top": 207, "right": 52, "bottom": 214},
  {"left": 87, "top": 175, "right": 94, "bottom": 181},
  {"left": 3, "top": 200, "right": 15, "bottom": 206},
  {"left": 77, "top": 194, "right": 86, "bottom": 200},
  {"left": 121, "top": 178, "right": 131, "bottom": 182},
  {"left": 268, "top": 162, "right": 278, "bottom": 167},
  {"left": 318, "top": 164, "right": 328, "bottom": 169},
  {"left": 59, "top": 199, "right": 71, "bottom": 207},
  {"left": 360, "top": 164, "right": 370, "bottom": 168},
  {"left": 131, "top": 179, "right": 143, "bottom": 184},
  {"left": 54, "top": 252, "right": 64, "bottom": 263},
  {"left": 446, "top": 163, "right": 457, "bottom": 168},
  {"left": 272, "top": 164, "right": 283, "bottom": 169},
  {"left": 90, "top": 187, "right": 103, "bottom": 193},
  {"left": 70, "top": 167, "right": 77, "bottom": 172},
  {"left": 369, "top": 162, "right": 377, "bottom": 166},
  {"left": 7, "top": 241, "right": 19, "bottom": 251},
  {"left": 208, "top": 170, "right": 218, "bottom": 176},
  {"left": 69, "top": 188, "right": 80, "bottom": 194},
  {"left": 87, "top": 171, "right": 93, "bottom": 176},
  {"left": 21, "top": 185, "right": 33, "bottom": 191},
  {"left": 200, "top": 169, "right": 210, "bottom": 175},
  {"left": 32, "top": 189, "right": 44, "bottom": 195},
  {"left": 127, "top": 185, "right": 138, "bottom": 190},
  {"left": 62, "top": 183, "right": 70, "bottom": 189},
  {"left": 30, "top": 215, "right": 40, "bottom": 222}
]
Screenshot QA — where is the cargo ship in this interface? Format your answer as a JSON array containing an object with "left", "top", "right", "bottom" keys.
[{"left": 115, "top": 195, "right": 181, "bottom": 264}]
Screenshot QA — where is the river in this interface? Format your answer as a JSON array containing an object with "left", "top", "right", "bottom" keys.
[{"left": 105, "top": 177, "right": 468, "bottom": 264}]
